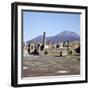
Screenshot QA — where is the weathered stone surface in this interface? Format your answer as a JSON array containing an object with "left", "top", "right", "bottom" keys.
[{"left": 22, "top": 55, "right": 80, "bottom": 77}]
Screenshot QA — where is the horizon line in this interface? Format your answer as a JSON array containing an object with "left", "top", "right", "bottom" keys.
[{"left": 24, "top": 30, "right": 80, "bottom": 42}]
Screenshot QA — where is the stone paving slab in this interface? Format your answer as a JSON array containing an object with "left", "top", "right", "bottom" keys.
[{"left": 22, "top": 55, "right": 80, "bottom": 77}]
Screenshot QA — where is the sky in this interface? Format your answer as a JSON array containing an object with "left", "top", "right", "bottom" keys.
[{"left": 23, "top": 11, "right": 80, "bottom": 42}]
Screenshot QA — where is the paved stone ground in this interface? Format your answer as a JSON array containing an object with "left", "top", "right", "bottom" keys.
[{"left": 22, "top": 55, "right": 80, "bottom": 77}]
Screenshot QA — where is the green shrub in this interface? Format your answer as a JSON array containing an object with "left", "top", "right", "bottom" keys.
[{"left": 68, "top": 50, "right": 72, "bottom": 55}]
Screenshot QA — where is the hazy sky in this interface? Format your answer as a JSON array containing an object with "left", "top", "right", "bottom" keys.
[{"left": 23, "top": 11, "right": 80, "bottom": 42}]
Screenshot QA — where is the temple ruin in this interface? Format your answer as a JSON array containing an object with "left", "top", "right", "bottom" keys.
[{"left": 23, "top": 32, "right": 80, "bottom": 56}]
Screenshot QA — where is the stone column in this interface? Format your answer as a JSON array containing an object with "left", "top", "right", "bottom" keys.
[{"left": 43, "top": 32, "right": 46, "bottom": 48}]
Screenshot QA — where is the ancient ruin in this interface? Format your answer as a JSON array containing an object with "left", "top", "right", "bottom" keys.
[{"left": 23, "top": 32, "right": 80, "bottom": 56}]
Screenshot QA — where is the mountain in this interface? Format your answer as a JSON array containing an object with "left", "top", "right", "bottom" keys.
[{"left": 26, "top": 31, "right": 80, "bottom": 44}]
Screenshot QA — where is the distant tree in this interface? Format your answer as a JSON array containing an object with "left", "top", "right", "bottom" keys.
[
  {"left": 27, "top": 44, "right": 30, "bottom": 54},
  {"left": 63, "top": 42, "right": 66, "bottom": 47},
  {"left": 75, "top": 45, "right": 80, "bottom": 53},
  {"left": 56, "top": 44, "right": 59, "bottom": 48}
]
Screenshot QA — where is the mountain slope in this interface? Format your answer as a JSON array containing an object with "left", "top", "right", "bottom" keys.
[{"left": 26, "top": 31, "right": 80, "bottom": 44}]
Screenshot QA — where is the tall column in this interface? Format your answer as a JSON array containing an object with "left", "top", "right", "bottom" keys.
[{"left": 43, "top": 32, "right": 46, "bottom": 48}]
